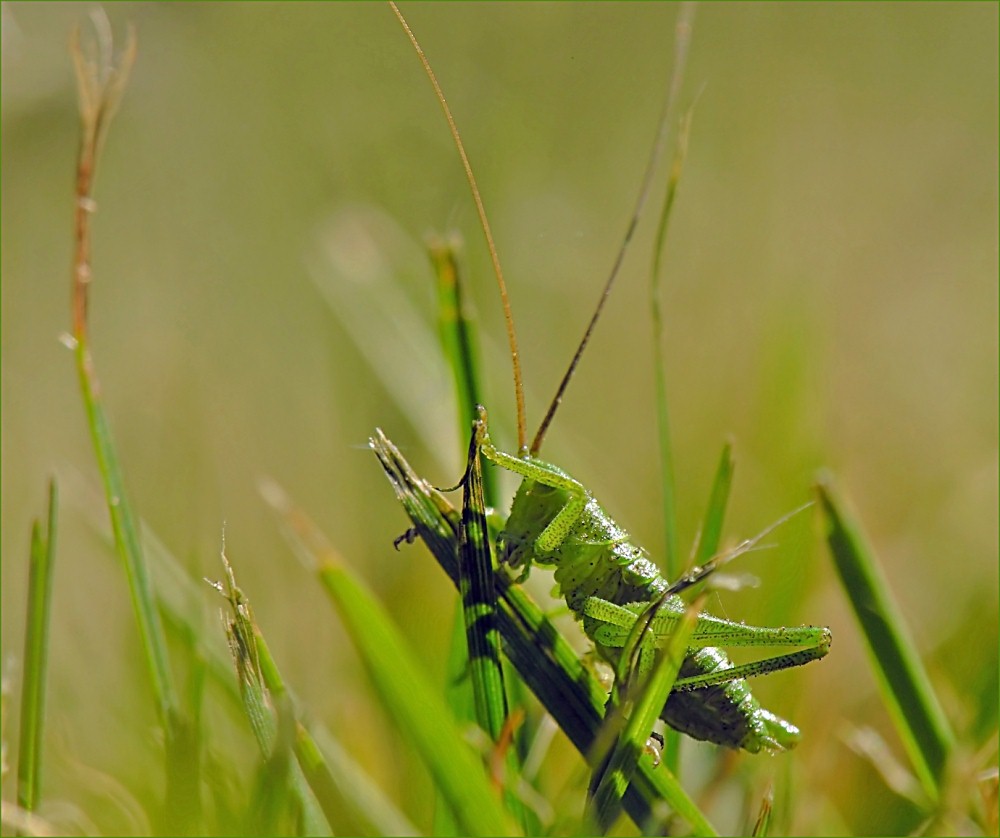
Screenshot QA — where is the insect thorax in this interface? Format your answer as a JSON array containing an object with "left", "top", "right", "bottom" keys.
[{"left": 498, "top": 465, "right": 667, "bottom": 617}]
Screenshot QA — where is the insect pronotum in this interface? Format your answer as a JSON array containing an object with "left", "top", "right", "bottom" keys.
[{"left": 375, "top": 3, "right": 831, "bottom": 758}]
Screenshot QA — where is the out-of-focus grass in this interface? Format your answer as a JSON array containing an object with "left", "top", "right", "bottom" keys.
[{"left": 2, "top": 3, "right": 996, "bottom": 835}]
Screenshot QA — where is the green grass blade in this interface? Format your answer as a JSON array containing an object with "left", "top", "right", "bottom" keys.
[
  {"left": 648, "top": 73, "right": 697, "bottom": 782},
  {"left": 69, "top": 20, "right": 180, "bottom": 741},
  {"left": 320, "top": 558, "right": 514, "bottom": 836},
  {"left": 694, "top": 439, "right": 735, "bottom": 566},
  {"left": 458, "top": 432, "right": 509, "bottom": 742},
  {"left": 457, "top": 431, "right": 538, "bottom": 833},
  {"left": 16, "top": 479, "right": 58, "bottom": 814},
  {"left": 816, "top": 470, "right": 955, "bottom": 803},
  {"left": 431, "top": 237, "right": 500, "bottom": 505},
  {"left": 263, "top": 482, "right": 514, "bottom": 837},
  {"left": 372, "top": 431, "right": 718, "bottom": 836},
  {"left": 649, "top": 44, "right": 698, "bottom": 584},
  {"left": 589, "top": 598, "right": 699, "bottom": 833}
]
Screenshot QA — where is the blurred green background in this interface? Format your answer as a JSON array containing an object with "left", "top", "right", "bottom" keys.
[{"left": 2, "top": 2, "right": 997, "bottom": 834}]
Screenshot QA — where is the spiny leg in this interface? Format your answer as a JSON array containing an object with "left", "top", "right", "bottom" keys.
[
  {"left": 584, "top": 596, "right": 832, "bottom": 687},
  {"left": 473, "top": 405, "right": 589, "bottom": 554}
]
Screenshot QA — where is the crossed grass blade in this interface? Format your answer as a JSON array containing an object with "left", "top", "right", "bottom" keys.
[{"left": 372, "top": 431, "right": 718, "bottom": 836}]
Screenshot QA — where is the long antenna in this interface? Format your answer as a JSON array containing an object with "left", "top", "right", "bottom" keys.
[
  {"left": 389, "top": 2, "right": 528, "bottom": 454},
  {"left": 530, "top": 3, "right": 696, "bottom": 456}
]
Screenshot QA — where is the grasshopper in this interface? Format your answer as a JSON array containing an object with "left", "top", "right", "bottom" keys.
[{"left": 375, "top": 3, "right": 830, "bottom": 757}]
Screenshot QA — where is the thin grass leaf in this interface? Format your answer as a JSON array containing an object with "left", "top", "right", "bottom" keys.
[
  {"left": 17, "top": 479, "right": 58, "bottom": 815},
  {"left": 372, "top": 430, "right": 718, "bottom": 836},
  {"left": 69, "top": 19, "right": 198, "bottom": 830},
  {"left": 431, "top": 237, "right": 499, "bottom": 505},
  {"left": 647, "top": 30, "right": 697, "bottom": 777},
  {"left": 649, "top": 101, "right": 696, "bottom": 584},
  {"left": 694, "top": 439, "right": 735, "bottom": 566},
  {"left": 262, "top": 481, "right": 514, "bottom": 838},
  {"left": 816, "top": 470, "right": 954, "bottom": 803},
  {"left": 308, "top": 206, "right": 455, "bottom": 472},
  {"left": 750, "top": 784, "right": 773, "bottom": 837},
  {"left": 588, "top": 597, "right": 700, "bottom": 833}
]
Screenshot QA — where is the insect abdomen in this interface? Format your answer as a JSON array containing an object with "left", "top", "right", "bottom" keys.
[{"left": 662, "top": 648, "right": 800, "bottom": 752}]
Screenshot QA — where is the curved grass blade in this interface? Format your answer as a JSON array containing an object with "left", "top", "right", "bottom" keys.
[
  {"left": 16, "top": 479, "right": 58, "bottom": 815},
  {"left": 372, "top": 431, "right": 718, "bottom": 836},
  {"left": 263, "top": 481, "right": 514, "bottom": 837},
  {"left": 816, "top": 471, "right": 954, "bottom": 803}
]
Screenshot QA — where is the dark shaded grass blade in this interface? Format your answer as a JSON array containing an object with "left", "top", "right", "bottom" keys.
[
  {"left": 16, "top": 479, "right": 58, "bottom": 815},
  {"left": 262, "top": 482, "right": 514, "bottom": 837},
  {"left": 372, "top": 430, "right": 718, "bottom": 836},
  {"left": 458, "top": 430, "right": 540, "bottom": 833},
  {"left": 458, "top": 433, "right": 509, "bottom": 743},
  {"left": 816, "top": 471, "right": 955, "bottom": 803}
]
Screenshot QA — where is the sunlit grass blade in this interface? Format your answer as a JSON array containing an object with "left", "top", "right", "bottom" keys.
[
  {"left": 588, "top": 597, "right": 700, "bottom": 834},
  {"left": 16, "top": 479, "right": 58, "bottom": 815},
  {"left": 372, "top": 431, "right": 718, "bottom": 836},
  {"left": 816, "top": 470, "right": 955, "bottom": 803},
  {"left": 694, "top": 439, "right": 735, "bottom": 566},
  {"left": 262, "top": 481, "right": 514, "bottom": 837}
]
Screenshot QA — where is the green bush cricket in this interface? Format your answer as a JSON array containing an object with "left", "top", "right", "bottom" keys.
[{"left": 375, "top": 1, "right": 831, "bottom": 765}]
